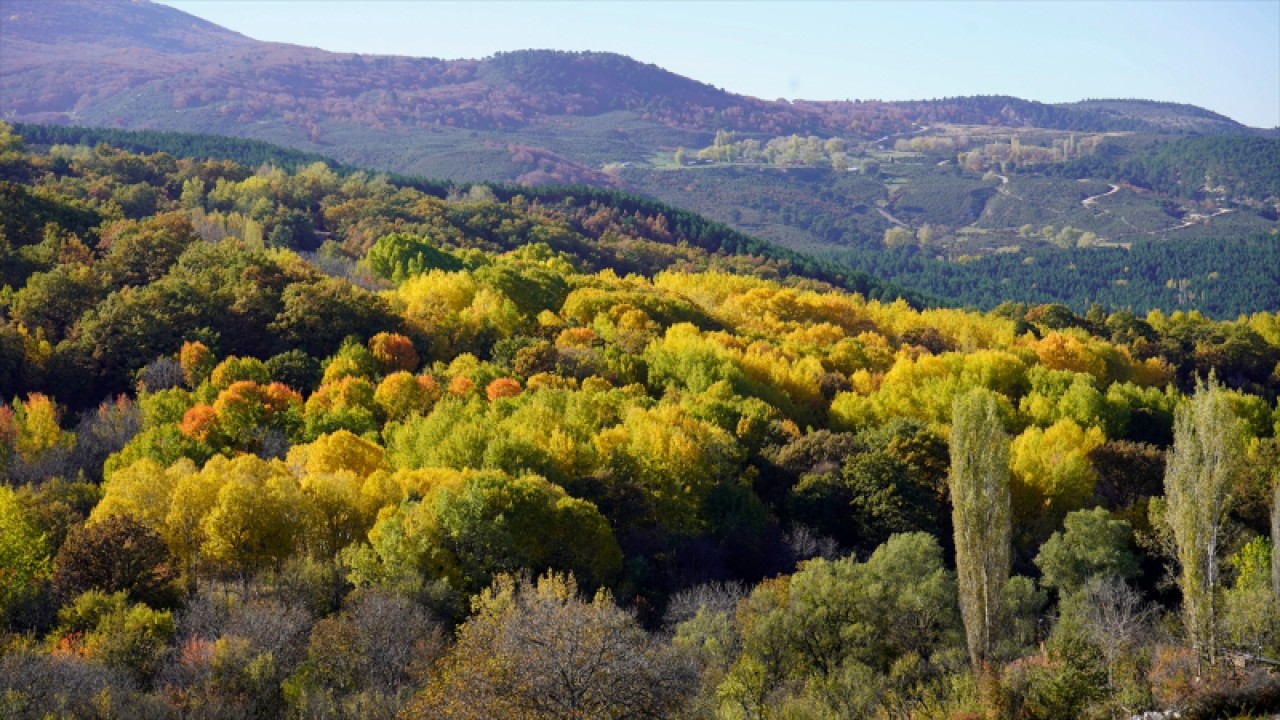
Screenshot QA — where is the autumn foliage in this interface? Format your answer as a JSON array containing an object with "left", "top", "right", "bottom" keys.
[{"left": 2, "top": 128, "right": 1279, "bottom": 717}]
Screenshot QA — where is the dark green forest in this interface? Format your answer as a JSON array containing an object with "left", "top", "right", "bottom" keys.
[
  {"left": 1043, "top": 135, "right": 1280, "bottom": 202},
  {"left": 829, "top": 236, "right": 1280, "bottom": 318}
]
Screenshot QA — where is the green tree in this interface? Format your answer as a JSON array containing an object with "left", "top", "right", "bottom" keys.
[
  {"left": 1034, "top": 507, "right": 1140, "bottom": 596},
  {"left": 1222, "top": 537, "right": 1280, "bottom": 657},
  {"left": 54, "top": 590, "right": 176, "bottom": 686},
  {"left": 949, "top": 388, "right": 1011, "bottom": 673},
  {"left": 720, "top": 533, "right": 960, "bottom": 717},
  {"left": 364, "top": 232, "right": 462, "bottom": 283},
  {"left": 1164, "top": 378, "right": 1245, "bottom": 670},
  {"left": 0, "top": 484, "right": 49, "bottom": 625}
]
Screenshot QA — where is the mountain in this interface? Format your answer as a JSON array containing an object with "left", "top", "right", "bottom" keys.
[
  {"left": 0, "top": 0, "right": 253, "bottom": 54},
  {"left": 2, "top": 0, "right": 1259, "bottom": 138}
]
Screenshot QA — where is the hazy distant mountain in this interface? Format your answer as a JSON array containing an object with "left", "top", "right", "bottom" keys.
[
  {"left": 1, "top": 0, "right": 253, "bottom": 54},
  {"left": 1, "top": 0, "right": 1260, "bottom": 138}
]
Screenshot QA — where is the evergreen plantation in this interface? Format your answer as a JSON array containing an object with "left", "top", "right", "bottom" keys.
[{"left": 2, "top": 122, "right": 1280, "bottom": 718}]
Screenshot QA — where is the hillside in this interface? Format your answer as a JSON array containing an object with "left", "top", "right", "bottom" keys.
[
  {"left": 1062, "top": 98, "right": 1256, "bottom": 134},
  {"left": 14, "top": 122, "right": 1280, "bottom": 317},
  {"left": 0, "top": 122, "right": 919, "bottom": 403},
  {"left": 5, "top": 4, "right": 1280, "bottom": 718},
  {"left": 4, "top": 0, "right": 1276, "bottom": 290},
  {"left": 2, "top": 127, "right": 1280, "bottom": 719}
]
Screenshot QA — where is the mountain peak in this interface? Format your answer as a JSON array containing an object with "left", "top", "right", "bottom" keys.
[{"left": 2, "top": 0, "right": 253, "bottom": 55}]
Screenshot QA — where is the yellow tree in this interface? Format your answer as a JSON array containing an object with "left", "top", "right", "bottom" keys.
[
  {"left": 0, "top": 484, "right": 49, "bottom": 623},
  {"left": 1010, "top": 419, "right": 1106, "bottom": 544},
  {"left": 200, "top": 456, "right": 302, "bottom": 578},
  {"left": 594, "top": 403, "right": 743, "bottom": 534}
]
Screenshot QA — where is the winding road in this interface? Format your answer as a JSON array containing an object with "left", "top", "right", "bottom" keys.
[{"left": 1082, "top": 184, "right": 1120, "bottom": 207}]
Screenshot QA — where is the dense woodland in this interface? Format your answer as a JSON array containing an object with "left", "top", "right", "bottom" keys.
[
  {"left": 827, "top": 238, "right": 1280, "bottom": 320},
  {"left": 2, "top": 123, "right": 1280, "bottom": 719}
]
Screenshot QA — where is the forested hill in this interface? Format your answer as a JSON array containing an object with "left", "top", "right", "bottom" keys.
[
  {"left": 2, "top": 122, "right": 917, "bottom": 305},
  {"left": 1048, "top": 134, "right": 1280, "bottom": 202},
  {"left": 2, "top": 119, "right": 1280, "bottom": 719},
  {"left": 15, "top": 122, "right": 1280, "bottom": 319},
  {"left": 1063, "top": 98, "right": 1257, "bottom": 134},
  {"left": 1, "top": 0, "right": 1261, "bottom": 138},
  {"left": 12, "top": 122, "right": 356, "bottom": 175}
]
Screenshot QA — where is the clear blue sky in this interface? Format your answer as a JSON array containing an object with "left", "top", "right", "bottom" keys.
[{"left": 158, "top": 0, "right": 1280, "bottom": 128}]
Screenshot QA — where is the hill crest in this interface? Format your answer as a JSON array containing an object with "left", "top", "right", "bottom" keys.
[{"left": 0, "top": 1, "right": 1257, "bottom": 137}]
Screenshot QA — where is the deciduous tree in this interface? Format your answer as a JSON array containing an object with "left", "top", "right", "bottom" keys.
[
  {"left": 1164, "top": 378, "right": 1245, "bottom": 670},
  {"left": 949, "top": 388, "right": 1011, "bottom": 672},
  {"left": 405, "top": 572, "right": 697, "bottom": 720}
]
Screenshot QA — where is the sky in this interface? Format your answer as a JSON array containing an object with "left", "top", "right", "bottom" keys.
[{"left": 157, "top": 1, "right": 1280, "bottom": 128}]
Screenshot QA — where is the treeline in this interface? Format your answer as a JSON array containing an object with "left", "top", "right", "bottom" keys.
[
  {"left": 11, "top": 123, "right": 352, "bottom": 175},
  {"left": 482, "top": 181, "right": 919, "bottom": 304},
  {"left": 3, "top": 124, "right": 1280, "bottom": 719},
  {"left": 829, "top": 235, "right": 1280, "bottom": 319},
  {"left": 11, "top": 122, "right": 457, "bottom": 198}
]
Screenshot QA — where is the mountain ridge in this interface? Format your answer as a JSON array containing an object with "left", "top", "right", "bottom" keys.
[{"left": 0, "top": 0, "right": 1261, "bottom": 136}]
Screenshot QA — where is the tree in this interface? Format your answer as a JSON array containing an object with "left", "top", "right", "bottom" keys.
[
  {"left": 1222, "top": 537, "right": 1280, "bottom": 657},
  {"left": 1034, "top": 508, "right": 1139, "bottom": 596},
  {"left": 51, "top": 515, "right": 179, "bottom": 609},
  {"left": 404, "top": 572, "right": 697, "bottom": 720},
  {"left": 1078, "top": 576, "right": 1152, "bottom": 692},
  {"left": 1274, "top": 478, "right": 1280, "bottom": 606},
  {"left": 54, "top": 589, "right": 177, "bottom": 686},
  {"left": 284, "top": 589, "right": 446, "bottom": 713},
  {"left": 882, "top": 226, "right": 915, "bottom": 248},
  {"left": 0, "top": 484, "right": 48, "bottom": 625},
  {"left": 200, "top": 458, "right": 303, "bottom": 578},
  {"left": 429, "top": 471, "right": 622, "bottom": 592},
  {"left": 368, "top": 331, "right": 420, "bottom": 374},
  {"left": 1163, "top": 378, "right": 1245, "bottom": 670},
  {"left": 269, "top": 277, "right": 397, "bottom": 358},
  {"left": 179, "top": 340, "right": 216, "bottom": 388},
  {"left": 717, "top": 533, "right": 960, "bottom": 717},
  {"left": 949, "top": 388, "right": 1011, "bottom": 672},
  {"left": 594, "top": 403, "right": 743, "bottom": 534}
]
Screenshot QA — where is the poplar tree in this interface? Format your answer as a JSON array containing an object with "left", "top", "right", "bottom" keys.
[
  {"left": 1273, "top": 479, "right": 1280, "bottom": 604},
  {"left": 1164, "top": 378, "right": 1244, "bottom": 671},
  {"left": 949, "top": 389, "right": 1011, "bottom": 671}
]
